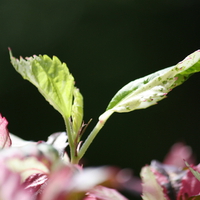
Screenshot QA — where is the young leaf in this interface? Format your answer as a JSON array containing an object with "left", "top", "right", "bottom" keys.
[
  {"left": 72, "top": 88, "right": 83, "bottom": 135},
  {"left": 9, "top": 50, "right": 74, "bottom": 119},
  {"left": 100, "top": 50, "right": 200, "bottom": 121}
]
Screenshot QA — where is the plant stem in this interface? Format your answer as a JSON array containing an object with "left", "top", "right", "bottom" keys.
[
  {"left": 77, "top": 120, "right": 105, "bottom": 160},
  {"left": 77, "top": 110, "right": 114, "bottom": 161},
  {"left": 64, "top": 117, "right": 78, "bottom": 164}
]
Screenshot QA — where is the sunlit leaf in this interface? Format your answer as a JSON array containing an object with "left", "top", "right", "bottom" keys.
[
  {"left": 100, "top": 50, "right": 200, "bottom": 121},
  {"left": 72, "top": 88, "right": 83, "bottom": 135},
  {"left": 9, "top": 50, "right": 74, "bottom": 119}
]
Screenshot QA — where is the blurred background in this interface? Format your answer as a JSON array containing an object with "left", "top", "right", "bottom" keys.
[{"left": 1, "top": 1, "right": 200, "bottom": 198}]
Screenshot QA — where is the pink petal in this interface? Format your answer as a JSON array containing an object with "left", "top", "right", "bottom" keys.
[
  {"left": 39, "top": 165, "right": 76, "bottom": 200},
  {"left": 0, "top": 114, "right": 11, "bottom": 148},
  {"left": 178, "top": 165, "right": 200, "bottom": 199},
  {"left": 40, "top": 166, "right": 125, "bottom": 200},
  {"left": 22, "top": 173, "right": 48, "bottom": 199},
  {"left": 85, "top": 185, "right": 128, "bottom": 200},
  {"left": 0, "top": 163, "right": 33, "bottom": 200},
  {"left": 84, "top": 195, "right": 97, "bottom": 200},
  {"left": 163, "top": 142, "right": 196, "bottom": 167}
]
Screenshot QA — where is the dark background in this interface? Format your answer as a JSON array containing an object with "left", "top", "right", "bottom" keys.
[{"left": 1, "top": 1, "right": 200, "bottom": 199}]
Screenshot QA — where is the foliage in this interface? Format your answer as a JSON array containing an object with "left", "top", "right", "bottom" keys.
[{"left": 0, "top": 49, "right": 198, "bottom": 199}]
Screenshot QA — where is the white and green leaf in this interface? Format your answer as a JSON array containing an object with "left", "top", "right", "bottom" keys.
[
  {"left": 9, "top": 50, "right": 74, "bottom": 119},
  {"left": 100, "top": 50, "right": 200, "bottom": 121},
  {"left": 140, "top": 166, "right": 167, "bottom": 200}
]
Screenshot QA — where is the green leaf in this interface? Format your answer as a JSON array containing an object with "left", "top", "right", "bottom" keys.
[
  {"left": 9, "top": 50, "right": 74, "bottom": 119},
  {"left": 72, "top": 87, "right": 83, "bottom": 135},
  {"left": 185, "top": 161, "right": 200, "bottom": 181},
  {"left": 100, "top": 50, "right": 200, "bottom": 121},
  {"left": 140, "top": 166, "right": 167, "bottom": 200}
]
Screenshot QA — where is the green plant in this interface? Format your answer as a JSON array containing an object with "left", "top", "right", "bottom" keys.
[{"left": 9, "top": 49, "right": 200, "bottom": 165}]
